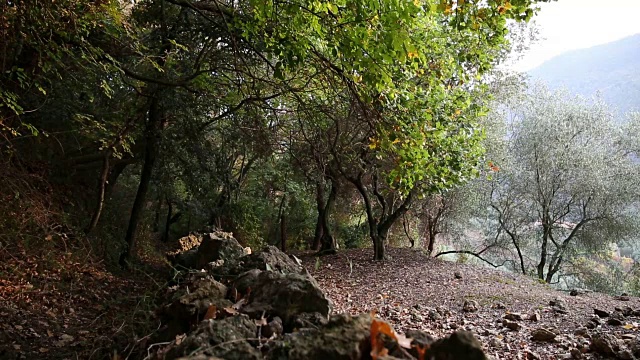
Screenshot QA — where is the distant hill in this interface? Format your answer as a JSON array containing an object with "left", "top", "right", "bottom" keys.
[{"left": 528, "top": 33, "right": 640, "bottom": 117}]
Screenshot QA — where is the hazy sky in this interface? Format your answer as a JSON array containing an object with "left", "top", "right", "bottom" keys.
[{"left": 512, "top": 0, "right": 640, "bottom": 72}]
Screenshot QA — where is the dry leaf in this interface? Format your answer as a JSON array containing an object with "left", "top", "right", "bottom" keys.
[
  {"left": 396, "top": 332, "right": 413, "bottom": 349},
  {"left": 223, "top": 307, "right": 239, "bottom": 316},
  {"left": 203, "top": 304, "right": 217, "bottom": 320},
  {"left": 175, "top": 334, "right": 186, "bottom": 345}
]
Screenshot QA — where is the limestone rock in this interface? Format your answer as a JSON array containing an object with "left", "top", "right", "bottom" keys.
[
  {"left": 242, "top": 271, "right": 330, "bottom": 329},
  {"left": 531, "top": 328, "right": 557, "bottom": 342},
  {"left": 195, "top": 232, "right": 245, "bottom": 269},
  {"left": 165, "top": 315, "right": 259, "bottom": 360},
  {"left": 463, "top": 300, "right": 479, "bottom": 313}
]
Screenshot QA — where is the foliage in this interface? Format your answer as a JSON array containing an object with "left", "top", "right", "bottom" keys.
[{"left": 446, "top": 82, "right": 640, "bottom": 285}]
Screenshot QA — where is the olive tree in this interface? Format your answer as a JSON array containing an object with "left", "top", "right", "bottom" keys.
[{"left": 469, "top": 85, "right": 640, "bottom": 283}]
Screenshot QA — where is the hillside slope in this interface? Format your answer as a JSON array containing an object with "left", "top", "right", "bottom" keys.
[
  {"left": 303, "top": 248, "right": 640, "bottom": 359},
  {"left": 528, "top": 33, "right": 640, "bottom": 116}
]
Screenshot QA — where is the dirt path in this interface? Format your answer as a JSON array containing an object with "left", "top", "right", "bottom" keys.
[{"left": 300, "top": 247, "right": 640, "bottom": 359}]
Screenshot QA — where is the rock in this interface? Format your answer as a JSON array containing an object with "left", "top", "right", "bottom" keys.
[
  {"left": 428, "top": 309, "right": 442, "bottom": 321},
  {"left": 261, "top": 316, "right": 283, "bottom": 338},
  {"left": 569, "top": 348, "right": 583, "bottom": 359},
  {"left": 531, "top": 328, "right": 557, "bottom": 342},
  {"left": 569, "top": 289, "right": 579, "bottom": 296},
  {"left": 291, "top": 312, "right": 330, "bottom": 329},
  {"left": 489, "top": 337, "right": 503, "bottom": 348},
  {"left": 266, "top": 314, "right": 372, "bottom": 360},
  {"left": 529, "top": 312, "right": 541, "bottom": 322},
  {"left": 504, "top": 312, "right": 524, "bottom": 321},
  {"left": 607, "top": 312, "right": 625, "bottom": 326},
  {"left": 233, "top": 245, "right": 304, "bottom": 275},
  {"left": 616, "top": 295, "right": 631, "bottom": 301},
  {"left": 159, "top": 277, "right": 233, "bottom": 340},
  {"left": 590, "top": 333, "right": 619, "bottom": 356},
  {"left": 574, "top": 327, "right": 589, "bottom": 338},
  {"left": 525, "top": 349, "right": 541, "bottom": 359},
  {"left": 242, "top": 271, "right": 330, "bottom": 329},
  {"left": 463, "top": 300, "right": 479, "bottom": 313},
  {"left": 618, "top": 349, "right": 635, "bottom": 359},
  {"left": 594, "top": 308, "right": 610, "bottom": 318},
  {"left": 195, "top": 232, "right": 245, "bottom": 269},
  {"left": 493, "top": 302, "right": 507, "bottom": 310},
  {"left": 503, "top": 319, "right": 521, "bottom": 331},
  {"left": 427, "top": 331, "right": 488, "bottom": 360},
  {"left": 405, "top": 329, "right": 436, "bottom": 358},
  {"left": 550, "top": 297, "right": 569, "bottom": 314},
  {"left": 170, "top": 248, "right": 199, "bottom": 269},
  {"left": 628, "top": 337, "right": 640, "bottom": 356},
  {"left": 454, "top": 271, "right": 463, "bottom": 279},
  {"left": 230, "top": 269, "right": 262, "bottom": 296},
  {"left": 164, "top": 315, "right": 260, "bottom": 360}
]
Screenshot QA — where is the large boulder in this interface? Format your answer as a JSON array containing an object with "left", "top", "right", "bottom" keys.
[
  {"left": 194, "top": 232, "right": 245, "bottom": 269},
  {"left": 241, "top": 271, "right": 331, "bottom": 329},
  {"left": 158, "top": 276, "right": 232, "bottom": 340},
  {"left": 266, "top": 314, "right": 372, "bottom": 360},
  {"left": 232, "top": 246, "right": 304, "bottom": 275},
  {"left": 162, "top": 315, "right": 260, "bottom": 360}
]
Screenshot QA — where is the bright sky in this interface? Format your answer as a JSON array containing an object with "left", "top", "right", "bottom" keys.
[{"left": 512, "top": 0, "right": 640, "bottom": 72}]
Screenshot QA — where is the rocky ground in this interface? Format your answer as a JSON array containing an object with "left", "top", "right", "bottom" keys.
[
  {"left": 300, "top": 247, "right": 640, "bottom": 359},
  {"left": 2, "top": 233, "right": 640, "bottom": 360}
]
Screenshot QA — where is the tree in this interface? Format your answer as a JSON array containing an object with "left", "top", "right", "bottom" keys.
[{"left": 462, "top": 84, "right": 640, "bottom": 282}]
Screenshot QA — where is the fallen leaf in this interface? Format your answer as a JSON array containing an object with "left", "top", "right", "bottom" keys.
[{"left": 203, "top": 304, "right": 217, "bottom": 320}]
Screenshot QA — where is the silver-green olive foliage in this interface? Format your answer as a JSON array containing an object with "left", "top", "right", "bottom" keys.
[{"left": 470, "top": 84, "right": 640, "bottom": 283}]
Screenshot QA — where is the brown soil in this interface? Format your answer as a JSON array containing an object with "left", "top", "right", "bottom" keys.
[{"left": 300, "top": 247, "right": 640, "bottom": 359}]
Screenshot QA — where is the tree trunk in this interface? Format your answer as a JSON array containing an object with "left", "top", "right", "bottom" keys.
[
  {"left": 537, "top": 221, "right": 550, "bottom": 281},
  {"left": 318, "top": 180, "right": 337, "bottom": 254},
  {"left": 312, "top": 182, "right": 324, "bottom": 250},
  {"left": 373, "top": 233, "right": 385, "bottom": 260},
  {"left": 280, "top": 213, "right": 287, "bottom": 253},
  {"left": 84, "top": 151, "right": 111, "bottom": 234},
  {"left": 120, "top": 95, "right": 163, "bottom": 267},
  {"left": 162, "top": 199, "right": 173, "bottom": 243},
  {"left": 153, "top": 195, "right": 163, "bottom": 232}
]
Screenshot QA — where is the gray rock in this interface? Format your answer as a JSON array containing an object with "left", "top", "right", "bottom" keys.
[
  {"left": 261, "top": 316, "right": 283, "bottom": 338},
  {"left": 266, "top": 314, "right": 372, "bottom": 360},
  {"left": 195, "top": 232, "right": 245, "bottom": 269},
  {"left": 242, "top": 271, "right": 330, "bottom": 329},
  {"left": 231, "top": 269, "right": 262, "bottom": 297},
  {"left": 454, "top": 271, "right": 463, "bottom": 279},
  {"left": 504, "top": 312, "right": 524, "bottom": 321},
  {"left": 525, "top": 349, "right": 541, "bottom": 359},
  {"left": 233, "top": 245, "right": 304, "bottom": 275},
  {"left": 427, "top": 331, "right": 488, "bottom": 360},
  {"left": 594, "top": 308, "right": 610, "bottom": 318},
  {"left": 159, "top": 278, "right": 232, "bottom": 340},
  {"left": 570, "top": 348, "right": 583, "bottom": 359},
  {"left": 531, "top": 328, "right": 557, "bottom": 342},
  {"left": 463, "top": 300, "right": 479, "bottom": 313},
  {"left": 503, "top": 319, "right": 521, "bottom": 331},
  {"left": 590, "top": 333, "right": 619, "bottom": 356},
  {"left": 165, "top": 315, "right": 259, "bottom": 360},
  {"left": 550, "top": 297, "right": 569, "bottom": 314},
  {"left": 608, "top": 312, "right": 626, "bottom": 326},
  {"left": 529, "top": 312, "right": 541, "bottom": 322},
  {"left": 429, "top": 309, "right": 442, "bottom": 321}
]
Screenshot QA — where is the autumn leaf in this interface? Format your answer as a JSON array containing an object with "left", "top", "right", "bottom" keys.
[
  {"left": 203, "top": 304, "right": 217, "bottom": 320},
  {"left": 370, "top": 316, "right": 397, "bottom": 359}
]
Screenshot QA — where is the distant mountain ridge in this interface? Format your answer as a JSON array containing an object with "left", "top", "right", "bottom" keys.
[{"left": 527, "top": 33, "right": 640, "bottom": 117}]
